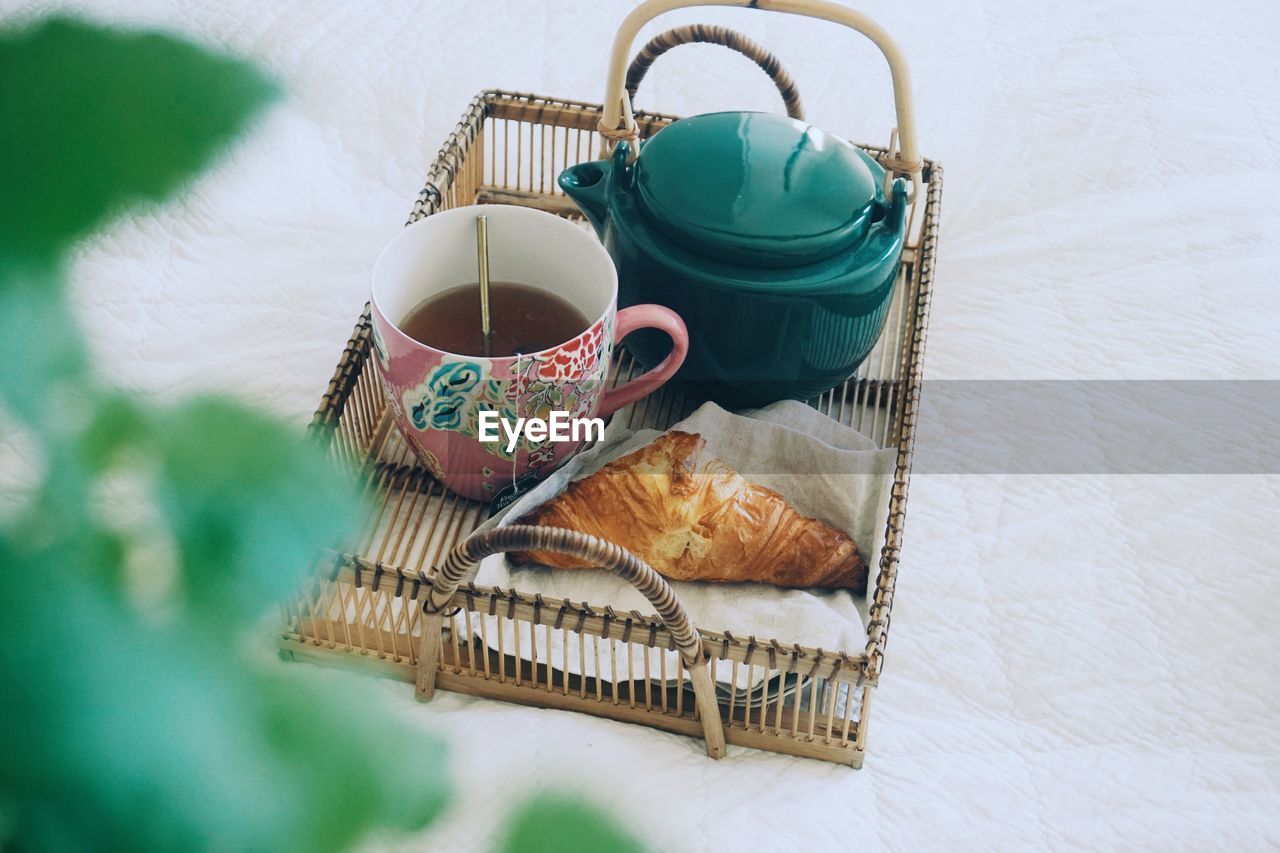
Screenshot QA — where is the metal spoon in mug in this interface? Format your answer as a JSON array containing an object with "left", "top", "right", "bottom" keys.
[{"left": 475, "top": 214, "right": 492, "bottom": 358}]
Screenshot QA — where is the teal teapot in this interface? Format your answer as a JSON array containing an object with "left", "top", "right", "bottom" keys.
[{"left": 559, "top": 0, "right": 923, "bottom": 408}]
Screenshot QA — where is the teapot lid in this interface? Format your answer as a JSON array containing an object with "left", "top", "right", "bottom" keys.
[{"left": 633, "top": 112, "right": 885, "bottom": 268}]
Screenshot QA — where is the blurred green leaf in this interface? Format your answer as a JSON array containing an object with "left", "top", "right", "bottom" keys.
[
  {"left": 0, "top": 275, "right": 89, "bottom": 426},
  {"left": 151, "top": 397, "right": 356, "bottom": 628},
  {"left": 0, "top": 15, "right": 280, "bottom": 269},
  {"left": 497, "top": 795, "right": 645, "bottom": 853},
  {"left": 78, "top": 392, "right": 147, "bottom": 474},
  {"left": 1, "top": 388, "right": 451, "bottom": 849},
  {"left": 0, "top": 575, "right": 449, "bottom": 851},
  {"left": 0, "top": 15, "right": 450, "bottom": 852}
]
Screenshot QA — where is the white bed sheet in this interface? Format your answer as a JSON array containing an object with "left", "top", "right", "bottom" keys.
[{"left": 7, "top": 0, "right": 1278, "bottom": 848}]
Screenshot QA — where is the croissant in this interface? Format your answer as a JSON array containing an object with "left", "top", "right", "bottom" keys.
[{"left": 510, "top": 431, "right": 866, "bottom": 592}]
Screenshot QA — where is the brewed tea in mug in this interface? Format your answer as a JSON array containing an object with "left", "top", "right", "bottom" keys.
[{"left": 399, "top": 281, "right": 589, "bottom": 357}]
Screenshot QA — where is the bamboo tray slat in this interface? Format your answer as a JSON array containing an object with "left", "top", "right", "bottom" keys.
[{"left": 282, "top": 89, "right": 941, "bottom": 768}]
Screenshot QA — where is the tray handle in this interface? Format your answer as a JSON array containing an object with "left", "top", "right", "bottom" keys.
[
  {"left": 415, "top": 524, "right": 727, "bottom": 759},
  {"left": 599, "top": 0, "right": 921, "bottom": 202},
  {"left": 626, "top": 23, "right": 804, "bottom": 120}
]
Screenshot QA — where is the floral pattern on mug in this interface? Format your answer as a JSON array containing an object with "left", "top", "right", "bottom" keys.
[
  {"left": 528, "top": 443, "right": 557, "bottom": 466},
  {"left": 531, "top": 315, "right": 610, "bottom": 384},
  {"left": 389, "top": 312, "right": 616, "bottom": 493},
  {"left": 404, "top": 358, "right": 492, "bottom": 432}
]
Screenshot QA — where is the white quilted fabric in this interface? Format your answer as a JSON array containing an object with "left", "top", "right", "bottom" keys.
[{"left": 6, "top": 0, "right": 1278, "bottom": 848}]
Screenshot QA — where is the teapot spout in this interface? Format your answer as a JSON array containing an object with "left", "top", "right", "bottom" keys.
[{"left": 558, "top": 160, "right": 612, "bottom": 236}]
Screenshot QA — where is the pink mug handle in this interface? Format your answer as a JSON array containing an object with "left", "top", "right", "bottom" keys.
[{"left": 598, "top": 304, "right": 689, "bottom": 417}]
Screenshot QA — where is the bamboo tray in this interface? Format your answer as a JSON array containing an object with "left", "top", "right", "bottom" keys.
[{"left": 279, "top": 7, "right": 941, "bottom": 769}]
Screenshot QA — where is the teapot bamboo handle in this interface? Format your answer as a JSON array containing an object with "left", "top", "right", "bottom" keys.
[
  {"left": 599, "top": 0, "right": 921, "bottom": 203},
  {"left": 626, "top": 24, "right": 805, "bottom": 121}
]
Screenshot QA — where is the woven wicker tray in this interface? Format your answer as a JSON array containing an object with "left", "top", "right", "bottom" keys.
[{"left": 279, "top": 10, "right": 940, "bottom": 768}]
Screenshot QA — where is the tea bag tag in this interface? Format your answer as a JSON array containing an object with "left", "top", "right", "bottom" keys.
[{"left": 488, "top": 474, "right": 542, "bottom": 518}]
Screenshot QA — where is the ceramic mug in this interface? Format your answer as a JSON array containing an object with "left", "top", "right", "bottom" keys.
[{"left": 371, "top": 204, "right": 688, "bottom": 501}]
